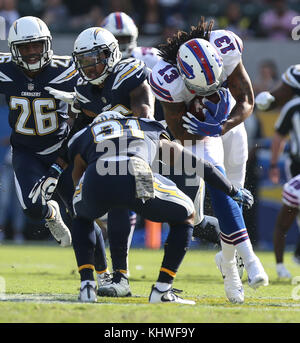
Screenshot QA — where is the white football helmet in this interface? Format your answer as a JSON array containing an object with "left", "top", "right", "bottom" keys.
[
  {"left": 73, "top": 27, "right": 122, "bottom": 85},
  {"left": 93, "top": 110, "right": 125, "bottom": 123},
  {"left": 8, "top": 16, "right": 53, "bottom": 71},
  {"left": 176, "top": 38, "right": 224, "bottom": 96},
  {"left": 101, "top": 12, "right": 138, "bottom": 59}
]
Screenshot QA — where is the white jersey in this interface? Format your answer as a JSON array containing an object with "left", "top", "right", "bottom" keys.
[
  {"left": 149, "top": 30, "right": 242, "bottom": 105},
  {"left": 132, "top": 46, "right": 161, "bottom": 70},
  {"left": 149, "top": 30, "right": 247, "bottom": 187}
]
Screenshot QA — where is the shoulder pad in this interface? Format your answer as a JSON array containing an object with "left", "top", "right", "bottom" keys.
[
  {"left": 48, "top": 63, "right": 78, "bottom": 84},
  {"left": 210, "top": 30, "right": 243, "bottom": 77},
  {"left": 282, "top": 65, "right": 300, "bottom": 90},
  {"left": 112, "top": 58, "right": 145, "bottom": 90},
  {"left": 149, "top": 60, "right": 187, "bottom": 103}
]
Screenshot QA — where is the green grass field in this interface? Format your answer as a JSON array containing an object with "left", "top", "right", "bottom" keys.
[{"left": 0, "top": 242, "right": 300, "bottom": 323}]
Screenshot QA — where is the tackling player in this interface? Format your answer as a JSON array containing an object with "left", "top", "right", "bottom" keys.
[{"left": 67, "top": 110, "right": 254, "bottom": 302}]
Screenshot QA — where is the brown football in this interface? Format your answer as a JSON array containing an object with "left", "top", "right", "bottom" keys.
[{"left": 187, "top": 93, "right": 220, "bottom": 121}]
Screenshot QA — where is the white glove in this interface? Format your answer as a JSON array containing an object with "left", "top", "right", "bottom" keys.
[
  {"left": 255, "top": 91, "right": 275, "bottom": 111},
  {"left": 44, "top": 86, "right": 81, "bottom": 114},
  {"left": 44, "top": 86, "right": 76, "bottom": 105}
]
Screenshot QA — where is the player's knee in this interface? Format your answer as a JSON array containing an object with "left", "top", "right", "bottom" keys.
[{"left": 184, "top": 211, "right": 195, "bottom": 226}]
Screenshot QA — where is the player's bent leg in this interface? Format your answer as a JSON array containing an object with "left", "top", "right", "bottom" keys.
[{"left": 135, "top": 174, "right": 196, "bottom": 304}]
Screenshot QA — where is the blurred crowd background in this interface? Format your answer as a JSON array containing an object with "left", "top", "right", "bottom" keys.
[
  {"left": 0, "top": 0, "right": 298, "bottom": 39},
  {"left": 0, "top": 0, "right": 299, "bottom": 250}
]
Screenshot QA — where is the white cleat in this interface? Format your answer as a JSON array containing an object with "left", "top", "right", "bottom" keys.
[
  {"left": 45, "top": 200, "right": 72, "bottom": 247},
  {"left": 97, "top": 271, "right": 131, "bottom": 297},
  {"left": 97, "top": 271, "right": 112, "bottom": 288},
  {"left": 276, "top": 263, "right": 291, "bottom": 279},
  {"left": 246, "top": 257, "right": 269, "bottom": 289},
  {"left": 149, "top": 285, "right": 196, "bottom": 305},
  {"left": 215, "top": 250, "right": 244, "bottom": 280},
  {"left": 78, "top": 281, "right": 97, "bottom": 303},
  {"left": 215, "top": 253, "right": 244, "bottom": 304}
]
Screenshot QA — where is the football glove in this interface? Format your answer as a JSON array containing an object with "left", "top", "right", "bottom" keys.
[
  {"left": 182, "top": 111, "right": 222, "bottom": 137},
  {"left": 202, "top": 88, "right": 231, "bottom": 123},
  {"left": 44, "top": 86, "right": 80, "bottom": 113},
  {"left": 255, "top": 91, "right": 275, "bottom": 111},
  {"left": 29, "top": 163, "right": 63, "bottom": 205},
  {"left": 231, "top": 187, "right": 254, "bottom": 209}
]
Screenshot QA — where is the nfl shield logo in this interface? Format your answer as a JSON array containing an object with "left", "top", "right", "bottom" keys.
[{"left": 28, "top": 83, "right": 34, "bottom": 91}]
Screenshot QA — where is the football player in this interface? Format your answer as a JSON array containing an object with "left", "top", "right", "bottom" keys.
[
  {"left": 46, "top": 26, "right": 155, "bottom": 297},
  {"left": 149, "top": 17, "right": 268, "bottom": 304},
  {"left": 256, "top": 64, "right": 300, "bottom": 278},
  {"left": 2, "top": 16, "right": 77, "bottom": 246},
  {"left": 67, "top": 110, "right": 254, "bottom": 302}
]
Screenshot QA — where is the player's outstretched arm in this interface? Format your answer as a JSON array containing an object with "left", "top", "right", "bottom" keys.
[{"left": 159, "top": 138, "right": 254, "bottom": 209}]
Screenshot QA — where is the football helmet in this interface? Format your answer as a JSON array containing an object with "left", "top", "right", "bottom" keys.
[
  {"left": 93, "top": 110, "right": 125, "bottom": 123},
  {"left": 101, "top": 12, "right": 138, "bottom": 59},
  {"left": 73, "top": 27, "right": 122, "bottom": 85},
  {"left": 177, "top": 38, "right": 224, "bottom": 96},
  {"left": 8, "top": 16, "right": 53, "bottom": 71}
]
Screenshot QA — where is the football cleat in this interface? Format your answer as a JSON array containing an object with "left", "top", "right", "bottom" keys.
[
  {"left": 97, "top": 271, "right": 131, "bottom": 297},
  {"left": 276, "top": 263, "right": 291, "bottom": 279},
  {"left": 149, "top": 285, "right": 196, "bottom": 305},
  {"left": 97, "top": 271, "right": 112, "bottom": 288},
  {"left": 215, "top": 250, "right": 244, "bottom": 280},
  {"left": 246, "top": 257, "right": 269, "bottom": 289},
  {"left": 45, "top": 200, "right": 72, "bottom": 247},
  {"left": 215, "top": 254, "right": 244, "bottom": 304},
  {"left": 78, "top": 280, "right": 97, "bottom": 302}
]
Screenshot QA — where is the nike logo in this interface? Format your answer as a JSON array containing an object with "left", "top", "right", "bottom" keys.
[
  {"left": 136, "top": 70, "right": 143, "bottom": 78},
  {"left": 157, "top": 79, "right": 163, "bottom": 86}
]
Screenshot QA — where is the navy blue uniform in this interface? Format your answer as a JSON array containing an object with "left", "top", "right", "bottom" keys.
[
  {"left": 68, "top": 115, "right": 195, "bottom": 283},
  {"left": 75, "top": 57, "right": 147, "bottom": 116},
  {"left": 0, "top": 53, "right": 78, "bottom": 220},
  {"left": 72, "top": 57, "right": 149, "bottom": 274}
]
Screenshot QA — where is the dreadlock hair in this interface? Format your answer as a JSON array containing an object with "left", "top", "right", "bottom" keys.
[{"left": 158, "top": 17, "right": 214, "bottom": 65}]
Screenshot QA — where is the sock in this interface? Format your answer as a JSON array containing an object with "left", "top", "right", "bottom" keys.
[
  {"left": 79, "top": 266, "right": 94, "bottom": 282},
  {"left": 220, "top": 239, "right": 236, "bottom": 263},
  {"left": 93, "top": 222, "right": 108, "bottom": 272},
  {"left": 235, "top": 238, "right": 256, "bottom": 266},
  {"left": 107, "top": 209, "right": 135, "bottom": 272},
  {"left": 158, "top": 223, "right": 193, "bottom": 283},
  {"left": 72, "top": 216, "right": 96, "bottom": 278}
]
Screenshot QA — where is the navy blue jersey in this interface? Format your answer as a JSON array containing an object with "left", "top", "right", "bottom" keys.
[
  {"left": 75, "top": 57, "right": 147, "bottom": 116},
  {"left": 0, "top": 53, "right": 79, "bottom": 153},
  {"left": 68, "top": 114, "right": 169, "bottom": 166}
]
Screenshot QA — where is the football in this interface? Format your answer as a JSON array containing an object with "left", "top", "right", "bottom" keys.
[{"left": 187, "top": 93, "right": 220, "bottom": 122}]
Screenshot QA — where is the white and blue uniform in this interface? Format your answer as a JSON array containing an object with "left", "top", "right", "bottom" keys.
[{"left": 150, "top": 30, "right": 249, "bottom": 243}]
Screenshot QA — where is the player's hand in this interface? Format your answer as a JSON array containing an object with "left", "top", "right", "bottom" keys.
[
  {"left": 29, "top": 164, "right": 63, "bottom": 205},
  {"left": 255, "top": 91, "right": 275, "bottom": 111},
  {"left": 44, "top": 86, "right": 76, "bottom": 105},
  {"left": 182, "top": 111, "right": 222, "bottom": 137},
  {"left": 202, "top": 88, "right": 231, "bottom": 123},
  {"left": 231, "top": 187, "right": 254, "bottom": 209}
]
